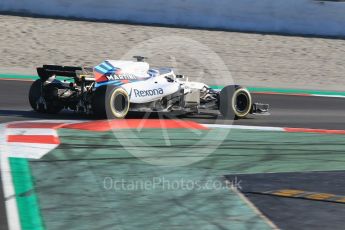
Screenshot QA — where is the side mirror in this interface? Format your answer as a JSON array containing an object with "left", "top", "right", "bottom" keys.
[{"left": 133, "top": 56, "right": 147, "bottom": 62}]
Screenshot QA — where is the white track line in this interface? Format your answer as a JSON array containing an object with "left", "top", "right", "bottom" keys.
[
  {"left": 0, "top": 120, "right": 84, "bottom": 230},
  {"left": 5, "top": 125, "right": 60, "bottom": 159},
  {"left": 22, "top": 119, "right": 85, "bottom": 123},
  {"left": 204, "top": 124, "right": 284, "bottom": 132},
  {"left": 0, "top": 124, "right": 21, "bottom": 230},
  {"left": 6, "top": 143, "right": 59, "bottom": 159},
  {"left": 6, "top": 128, "right": 57, "bottom": 136},
  {"left": 231, "top": 186, "right": 279, "bottom": 230},
  {"left": 311, "top": 94, "right": 345, "bottom": 98}
]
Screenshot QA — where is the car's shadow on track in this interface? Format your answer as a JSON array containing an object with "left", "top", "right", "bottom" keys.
[
  {"left": 0, "top": 109, "right": 242, "bottom": 124},
  {"left": 0, "top": 109, "right": 91, "bottom": 122}
]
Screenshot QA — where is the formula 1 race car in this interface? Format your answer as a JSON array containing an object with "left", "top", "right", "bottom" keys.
[{"left": 29, "top": 56, "right": 269, "bottom": 119}]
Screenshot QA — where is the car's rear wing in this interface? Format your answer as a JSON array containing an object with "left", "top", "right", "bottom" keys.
[{"left": 37, "top": 65, "right": 94, "bottom": 81}]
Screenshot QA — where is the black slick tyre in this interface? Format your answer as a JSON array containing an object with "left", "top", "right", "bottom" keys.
[
  {"left": 92, "top": 85, "right": 130, "bottom": 119},
  {"left": 219, "top": 85, "right": 252, "bottom": 119}
]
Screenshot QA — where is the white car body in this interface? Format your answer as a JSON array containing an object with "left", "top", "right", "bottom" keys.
[
  {"left": 96, "top": 60, "right": 209, "bottom": 106},
  {"left": 32, "top": 57, "right": 268, "bottom": 119}
]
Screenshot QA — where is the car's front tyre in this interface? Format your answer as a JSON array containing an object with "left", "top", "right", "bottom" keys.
[{"left": 219, "top": 85, "right": 252, "bottom": 119}]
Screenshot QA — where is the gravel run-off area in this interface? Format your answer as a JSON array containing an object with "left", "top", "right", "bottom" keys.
[{"left": 1, "top": 14, "right": 345, "bottom": 91}]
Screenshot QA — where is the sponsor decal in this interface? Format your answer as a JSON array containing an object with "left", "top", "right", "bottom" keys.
[
  {"left": 134, "top": 88, "right": 164, "bottom": 97},
  {"left": 106, "top": 73, "right": 137, "bottom": 80}
]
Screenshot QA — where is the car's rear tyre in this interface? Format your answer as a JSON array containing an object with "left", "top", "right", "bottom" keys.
[
  {"left": 220, "top": 85, "right": 252, "bottom": 119},
  {"left": 92, "top": 85, "right": 130, "bottom": 119},
  {"left": 29, "top": 79, "right": 64, "bottom": 114}
]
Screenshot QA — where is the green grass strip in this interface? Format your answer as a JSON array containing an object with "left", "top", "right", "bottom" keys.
[
  {"left": 0, "top": 73, "right": 74, "bottom": 82},
  {"left": 9, "top": 158, "right": 44, "bottom": 230},
  {"left": 0, "top": 73, "right": 37, "bottom": 80}
]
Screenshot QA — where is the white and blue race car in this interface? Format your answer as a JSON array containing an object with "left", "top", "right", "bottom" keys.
[{"left": 29, "top": 56, "right": 268, "bottom": 119}]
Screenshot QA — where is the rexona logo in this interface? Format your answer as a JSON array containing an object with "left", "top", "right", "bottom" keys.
[{"left": 134, "top": 88, "right": 164, "bottom": 97}]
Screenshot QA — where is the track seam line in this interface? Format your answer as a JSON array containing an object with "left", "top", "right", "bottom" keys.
[{"left": 226, "top": 181, "right": 279, "bottom": 230}]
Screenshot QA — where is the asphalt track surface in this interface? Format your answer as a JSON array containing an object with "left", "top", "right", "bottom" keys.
[
  {"left": 1, "top": 79, "right": 345, "bottom": 130},
  {"left": 1, "top": 79, "right": 345, "bottom": 230},
  {"left": 225, "top": 171, "right": 345, "bottom": 230}
]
